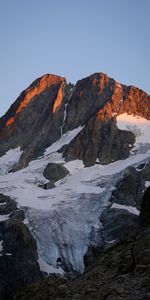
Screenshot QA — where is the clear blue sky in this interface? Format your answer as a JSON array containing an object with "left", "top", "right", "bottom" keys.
[{"left": 0, "top": 0, "right": 150, "bottom": 116}]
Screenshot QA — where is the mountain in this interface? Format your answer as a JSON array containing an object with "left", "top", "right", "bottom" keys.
[
  {"left": 0, "top": 73, "right": 149, "bottom": 167},
  {"left": 0, "top": 72, "right": 150, "bottom": 299}
]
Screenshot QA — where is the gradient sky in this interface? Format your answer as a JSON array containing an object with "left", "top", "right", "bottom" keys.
[{"left": 0, "top": 0, "right": 150, "bottom": 116}]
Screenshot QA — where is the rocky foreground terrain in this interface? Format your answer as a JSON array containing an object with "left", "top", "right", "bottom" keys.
[{"left": 0, "top": 72, "right": 149, "bottom": 299}]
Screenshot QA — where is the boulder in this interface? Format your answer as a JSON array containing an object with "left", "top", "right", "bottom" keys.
[{"left": 43, "top": 163, "right": 69, "bottom": 182}]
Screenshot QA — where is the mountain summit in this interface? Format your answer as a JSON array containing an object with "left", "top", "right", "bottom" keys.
[{"left": 0, "top": 72, "right": 149, "bottom": 168}]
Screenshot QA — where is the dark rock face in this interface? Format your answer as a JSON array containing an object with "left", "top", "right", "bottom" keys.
[
  {"left": 111, "top": 167, "right": 141, "bottom": 208},
  {"left": 111, "top": 164, "right": 150, "bottom": 209},
  {"left": 43, "top": 163, "right": 69, "bottom": 182},
  {"left": 100, "top": 208, "right": 139, "bottom": 244},
  {"left": 0, "top": 74, "right": 69, "bottom": 164},
  {"left": 62, "top": 118, "right": 135, "bottom": 166},
  {"left": 0, "top": 193, "right": 17, "bottom": 215},
  {"left": 0, "top": 195, "right": 41, "bottom": 300},
  {"left": 97, "top": 163, "right": 150, "bottom": 249},
  {"left": 0, "top": 72, "right": 149, "bottom": 168},
  {"left": 82, "top": 162, "right": 150, "bottom": 270},
  {"left": 140, "top": 187, "right": 150, "bottom": 226}
]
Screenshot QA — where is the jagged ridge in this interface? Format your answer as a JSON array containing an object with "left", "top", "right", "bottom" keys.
[{"left": 0, "top": 72, "right": 149, "bottom": 168}]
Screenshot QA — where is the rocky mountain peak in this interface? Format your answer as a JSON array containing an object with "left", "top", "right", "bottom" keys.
[
  {"left": 3, "top": 74, "right": 66, "bottom": 128},
  {"left": 0, "top": 72, "right": 149, "bottom": 167}
]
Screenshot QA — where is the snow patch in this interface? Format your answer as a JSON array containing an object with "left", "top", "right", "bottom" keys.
[
  {"left": 117, "top": 114, "right": 150, "bottom": 154},
  {"left": 38, "top": 256, "right": 64, "bottom": 275},
  {"left": 0, "top": 147, "right": 22, "bottom": 175},
  {"left": 145, "top": 181, "right": 150, "bottom": 188},
  {"left": 0, "top": 214, "right": 10, "bottom": 222},
  {"left": 111, "top": 203, "right": 140, "bottom": 216}
]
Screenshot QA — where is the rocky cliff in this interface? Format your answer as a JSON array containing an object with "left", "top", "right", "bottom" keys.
[
  {"left": 0, "top": 194, "right": 41, "bottom": 299},
  {"left": 0, "top": 73, "right": 149, "bottom": 168}
]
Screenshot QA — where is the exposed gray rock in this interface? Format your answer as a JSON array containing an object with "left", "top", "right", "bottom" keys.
[
  {"left": 43, "top": 163, "right": 69, "bottom": 182},
  {"left": 38, "top": 181, "right": 55, "bottom": 190},
  {"left": 140, "top": 187, "right": 150, "bottom": 227},
  {"left": 111, "top": 163, "right": 150, "bottom": 209},
  {"left": 0, "top": 194, "right": 17, "bottom": 215},
  {"left": 100, "top": 208, "right": 139, "bottom": 244},
  {"left": 10, "top": 209, "right": 25, "bottom": 221},
  {"left": 111, "top": 167, "right": 140, "bottom": 207},
  {"left": 0, "top": 195, "right": 41, "bottom": 300},
  {"left": 62, "top": 118, "right": 135, "bottom": 166}
]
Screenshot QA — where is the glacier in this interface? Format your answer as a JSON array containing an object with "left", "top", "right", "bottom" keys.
[{"left": 0, "top": 115, "right": 150, "bottom": 274}]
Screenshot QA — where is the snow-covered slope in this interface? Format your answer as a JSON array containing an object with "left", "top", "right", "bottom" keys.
[
  {"left": 117, "top": 113, "right": 150, "bottom": 154},
  {"left": 0, "top": 115, "right": 149, "bottom": 274}
]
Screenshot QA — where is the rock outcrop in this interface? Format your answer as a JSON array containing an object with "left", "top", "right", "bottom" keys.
[
  {"left": 140, "top": 186, "right": 150, "bottom": 227},
  {"left": 43, "top": 163, "right": 69, "bottom": 182},
  {"left": 0, "top": 74, "right": 69, "bottom": 162},
  {"left": 0, "top": 194, "right": 41, "bottom": 300},
  {"left": 39, "top": 163, "right": 69, "bottom": 189},
  {"left": 62, "top": 117, "right": 135, "bottom": 166}
]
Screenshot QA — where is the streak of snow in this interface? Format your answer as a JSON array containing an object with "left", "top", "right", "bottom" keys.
[
  {"left": 105, "top": 239, "right": 117, "bottom": 244},
  {"left": 60, "top": 87, "right": 74, "bottom": 137},
  {"left": 111, "top": 203, "right": 140, "bottom": 215},
  {"left": 0, "top": 214, "right": 10, "bottom": 222},
  {"left": 45, "top": 126, "right": 83, "bottom": 156}
]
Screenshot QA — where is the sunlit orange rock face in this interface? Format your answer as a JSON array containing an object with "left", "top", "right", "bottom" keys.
[
  {"left": 96, "top": 82, "right": 150, "bottom": 121},
  {"left": 62, "top": 73, "right": 149, "bottom": 166},
  {"left": 52, "top": 80, "right": 65, "bottom": 113},
  {"left": 62, "top": 72, "right": 149, "bottom": 132},
  {"left": 5, "top": 74, "right": 65, "bottom": 127},
  {"left": 5, "top": 117, "right": 15, "bottom": 126},
  {"left": 92, "top": 73, "right": 109, "bottom": 92}
]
